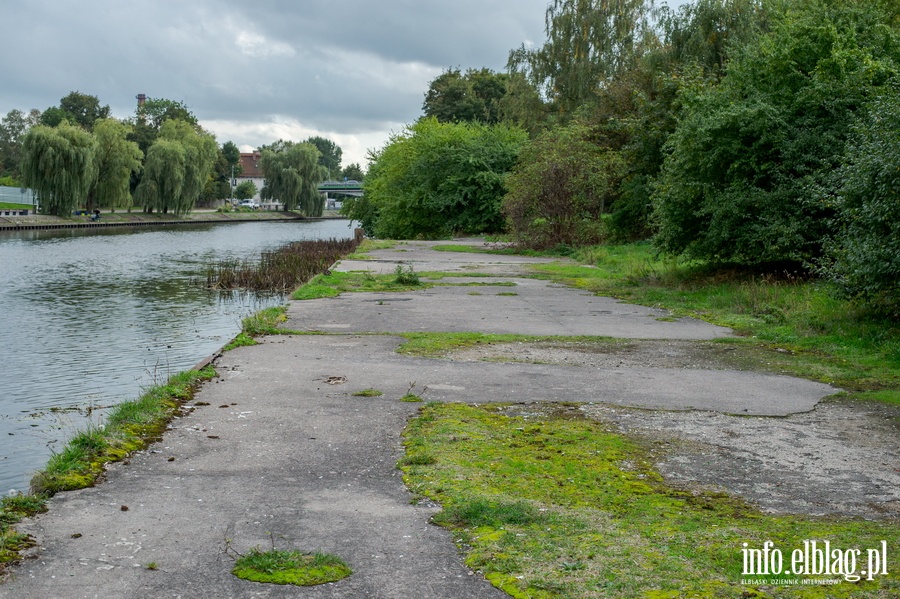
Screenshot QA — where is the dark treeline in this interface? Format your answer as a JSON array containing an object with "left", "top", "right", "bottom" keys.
[{"left": 346, "top": 0, "right": 900, "bottom": 311}]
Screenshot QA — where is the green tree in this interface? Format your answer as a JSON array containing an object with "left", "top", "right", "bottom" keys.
[
  {"left": 508, "top": 0, "right": 654, "bottom": 116},
  {"left": 234, "top": 180, "right": 258, "bottom": 201},
  {"left": 652, "top": 0, "right": 900, "bottom": 265},
  {"left": 221, "top": 141, "right": 242, "bottom": 181},
  {"left": 40, "top": 92, "right": 110, "bottom": 131},
  {"left": 135, "top": 139, "right": 185, "bottom": 214},
  {"left": 304, "top": 136, "right": 342, "bottom": 179},
  {"left": 260, "top": 142, "right": 326, "bottom": 215},
  {"left": 129, "top": 98, "right": 199, "bottom": 157},
  {"left": 21, "top": 122, "right": 97, "bottom": 216},
  {"left": 423, "top": 68, "right": 509, "bottom": 124},
  {"left": 604, "top": 0, "right": 767, "bottom": 241},
  {"left": 134, "top": 120, "right": 217, "bottom": 215},
  {"left": 657, "top": 0, "right": 767, "bottom": 78},
  {"left": 346, "top": 118, "right": 526, "bottom": 238},
  {"left": 504, "top": 122, "right": 625, "bottom": 248},
  {"left": 202, "top": 147, "right": 233, "bottom": 204},
  {"left": 340, "top": 163, "right": 365, "bottom": 182},
  {"left": 0, "top": 109, "right": 40, "bottom": 177},
  {"left": 91, "top": 119, "right": 143, "bottom": 211}
]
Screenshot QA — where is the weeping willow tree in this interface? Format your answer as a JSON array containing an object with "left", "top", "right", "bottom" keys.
[
  {"left": 91, "top": 119, "right": 143, "bottom": 212},
  {"left": 260, "top": 142, "right": 326, "bottom": 215},
  {"left": 135, "top": 139, "right": 185, "bottom": 214},
  {"left": 21, "top": 122, "right": 97, "bottom": 216},
  {"left": 134, "top": 119, "right": 217, "bottom": 215}
]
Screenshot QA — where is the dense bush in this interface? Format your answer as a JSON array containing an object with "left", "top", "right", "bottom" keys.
[
  {"left": 651, "top": 0, "right": 900, "bottom": 266},
  {"left": 344, "top": 118, "right": 526, "bottom": 239},
  {"left": 503, "top": 123, "right": 624, "bottom": 249},
  {"left": 827, "top": 88, "right": 900, "bottom": 311}
]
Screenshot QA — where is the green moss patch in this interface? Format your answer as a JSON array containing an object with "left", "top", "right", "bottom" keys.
[
  {"left": 400, "top": 403, "right": 900, "bottom": 598},
  {"left": 0, "top": 494, "right": 47, "bottom": 572},
  {"left": 232, "top": 549, "right": 351, "bottom": 586},
  {"left": 352, "top": 388, "right": 384, "bottom": 397},
  {"left": 394, "top": 332, "right": 618, "bottom": 359}
]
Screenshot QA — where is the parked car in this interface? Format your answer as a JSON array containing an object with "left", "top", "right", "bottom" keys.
[{"left": 238, "top": 199, "right": 260, "bottom": 209}]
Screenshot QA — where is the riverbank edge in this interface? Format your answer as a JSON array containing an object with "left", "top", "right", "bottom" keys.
[
  {"left": 0, "top": 240, "right": 352, "bottom": 577},
  {"left": 0, "top": 210, "right": 346, "bottom": 231}
]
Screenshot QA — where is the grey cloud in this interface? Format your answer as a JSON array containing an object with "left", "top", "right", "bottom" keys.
[{"left": 1, "top": 0, "right": 690, "bottom": 164}]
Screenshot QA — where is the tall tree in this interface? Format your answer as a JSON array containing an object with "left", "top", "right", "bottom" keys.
[
  {"left": 135, "top": 139, "right": 185, "bottom": 214},
  {"left": 423, "top": 68, "right": 509, "bottom": 124},
  {"left": 260, "top": 142, "right": 326, "bottom": 215},
  {"left": 0, "top": 109, "right": 40, "bottom": 178},
  {"left": 40, "top": 92, "right": 110, "bottom": 131},
  {"left": 91, "top": 119, "right": 143, "bottom": 211},
  {"left": 222, "top": 141, "right": 241, "bottom": 177},
  {"left": 134, "top": 119, "right": 217, "bottom": 215},
  {"left": 508, "top": 0, "right": 654, "bottom": 116},
  {"left": 202, "top": 147, "right": 233, "bottom": 204},
  {"left": 21, "top": 122, "right": 97, "bottom": 216},
  {"left": 304, "top": 136, "right": 342, "bottom": 179},
  {"left": 340, "top": 163, "right": 365, "bottom": 182}
]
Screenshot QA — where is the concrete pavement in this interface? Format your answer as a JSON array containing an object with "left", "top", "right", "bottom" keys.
[{"left": 1, "top": 240, "right": 837, "bottom": 598}]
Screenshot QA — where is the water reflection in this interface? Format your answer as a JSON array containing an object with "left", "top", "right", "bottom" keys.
[{"left": 0, "top": 220, "right": 352, "bottom": 492}]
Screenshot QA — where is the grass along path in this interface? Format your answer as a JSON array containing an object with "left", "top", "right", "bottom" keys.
[{"left": 525, "top": 242, "right": 899, "bottom": 403}]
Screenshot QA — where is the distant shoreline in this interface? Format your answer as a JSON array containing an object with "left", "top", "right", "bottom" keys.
[{"left": 0, "top": 210, "right": 347, "bottom": 231}]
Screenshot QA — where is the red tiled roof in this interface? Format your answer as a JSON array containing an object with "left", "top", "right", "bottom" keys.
[{"left": 239, "top": 152, "right": 263, "bottom": 178}]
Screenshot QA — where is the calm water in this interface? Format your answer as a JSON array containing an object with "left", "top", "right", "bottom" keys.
[{"left": 0, "top": 219, "right": 354, "bottom": 493}]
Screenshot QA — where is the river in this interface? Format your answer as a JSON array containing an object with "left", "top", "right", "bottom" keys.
[{"left": 0, "top": 219, "right": 354, "bottom": 494}]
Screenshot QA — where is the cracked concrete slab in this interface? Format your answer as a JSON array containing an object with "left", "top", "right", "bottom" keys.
[
  {"left": 285, "top": 279, "right": 733, "bottom": 340},
  {"left": 2, "top": 240, "right": 873, "bottom": 599}
]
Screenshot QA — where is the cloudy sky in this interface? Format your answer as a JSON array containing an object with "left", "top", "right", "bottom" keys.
[
  {"left": 2, "top": 0, "right": 684, "bottom": 169},
  {"left": 0, "top": 0, "right": 547, "bottom": 168}
]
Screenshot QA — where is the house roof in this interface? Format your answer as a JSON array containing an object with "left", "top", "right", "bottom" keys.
[{"left": 238, "top": 152, "right": 263, "bottom": 178}]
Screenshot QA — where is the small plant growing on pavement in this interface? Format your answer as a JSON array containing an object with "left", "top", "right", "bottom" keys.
[
  {"left": 394, "top": 263, "right": 420, "bottom": 286},
  {"left": 225, "top": 534, "right": 351, "bottom": 586}
]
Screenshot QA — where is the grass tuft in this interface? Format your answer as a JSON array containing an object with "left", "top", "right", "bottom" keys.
[
  {"left": 232, "top": 548, "right": 351, "bottom": 586},
  {"left": 393, "top": 263, "right": 421, "bottom": 286}
]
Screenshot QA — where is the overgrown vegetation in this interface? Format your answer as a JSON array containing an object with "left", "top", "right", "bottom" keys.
[
  {"left": 341, "top": 118, "right": 526, "bottom": 239},
  {"left": 401, "top": 402, "right": 900, "bottom": 598},
  {"left": 206, "top": 238, "right": 359, "bottom": 291},
  {"left": 30, "top": 367, "right": 216, "bottom": 495},
  {"left": 530, "top": 243, "right": 899, "bottom": 398},
  {"left": 344, "top": 0, "right": 900, "bottom": 313}
]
